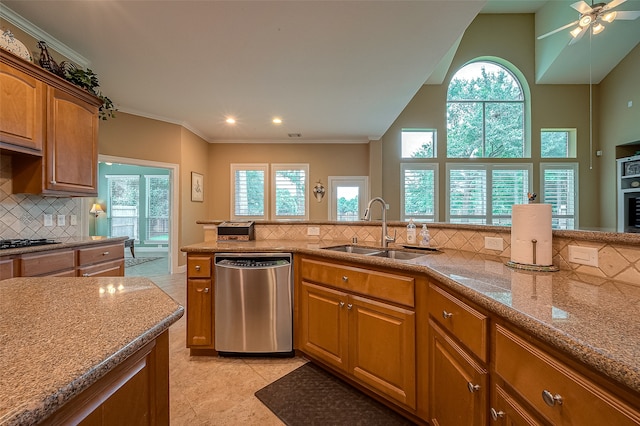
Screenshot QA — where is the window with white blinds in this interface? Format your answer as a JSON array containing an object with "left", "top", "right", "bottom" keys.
[
  {"left": 271, "top": 164, "right": 309, "bottom": 220},
  {"left": 541, "top": 163, "right": 578, "bottom": 230},
  {"left": 401, "top": 163, "right": 438, "bottom": 221},
  {"left": 447, "top": 164, "right": 531, "bottom": 224},
  {"left": 230, "top": 164, "right": 267, "bottom": 220}
]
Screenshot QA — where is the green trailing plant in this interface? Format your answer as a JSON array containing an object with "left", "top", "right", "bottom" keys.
[{"left": 62, "top": 65, "right": 117, "bottom": 120}]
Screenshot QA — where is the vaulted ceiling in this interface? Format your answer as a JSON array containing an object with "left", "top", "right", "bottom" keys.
[{"left": 1, "top": 1, "right": 638, "bottom": 143}]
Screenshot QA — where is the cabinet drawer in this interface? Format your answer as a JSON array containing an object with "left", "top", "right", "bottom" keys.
[
  {"left": 77, "top": 243, "right": 124, "bottom": 266},
  {"left": 495, "top": 324, "right": 640, "bottom": 425},
  {"left": 20, "top": 250, "right": 75, "bottom": 276},
  {"left": 78, "top": 259, "right": 124, "bottom": 277},
  {"left": 0, "top": 257, "right": 15, "bottom": 280},
  {"left": 187, "top": 255, "right": 212, "bottom": 278},
  {"left": 428, "top": 283, "right": 488, "bottom": 362},
  {"left": 301, "top": 258, "right": 414, "bottom": 307}
]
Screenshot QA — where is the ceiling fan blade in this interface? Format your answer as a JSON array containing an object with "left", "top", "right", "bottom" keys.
[
  {"left": 571, "top": 1, "right": 593, "bottom": 14},
  {"left": 537, "top": 20, "right": 580, "bottom": 39},
  {"left": 603, "top": 0, "right": 627, "bottom": 11},
  {"left": 568, "top": 26, "right": 587, "bottom": 45},
  {"left": 613, "top": 10, "right": 640, "bottom": 19}
]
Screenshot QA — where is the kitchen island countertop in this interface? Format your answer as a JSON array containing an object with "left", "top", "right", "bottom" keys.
[
  {"left": 181, "top": 239, "right": 640, "bottom": 396},
  {"left": 0, "top": 276, "right": 184, "bottom": 425}
]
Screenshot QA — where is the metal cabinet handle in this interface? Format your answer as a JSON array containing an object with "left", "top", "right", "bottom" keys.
[
  {"left": 204, "top": 288, "right": 209, "bottom": 293},
  {"left": 82, "top": 273, "right": 89, "bottom": 277},
  {"left": 102, "top": 251, "right": 109, "bottom": 256},
  {"left": 490, "top": 408, "right": 505, "bottom": 421},
  {"left": 342, "top": 276, "right": 348, "bottom": 282},
  {"left": 442, "top": 310, "right": 453, "bottom": 319},
  {"left": 339, "top": 301, "right": 345, "bottom": 308},
  {"left": 195, "top": 265, "right": 201, "bottom": 271},
  {"left": 542, "top": 390, "right": 563, "bottom": 407},
  {"left": 50, "top": 180, "right": 57, "bottom": 185},
  {"left": 347, "top": 303, "right": 353, "bottom": 310},
  {"left": 467, "top": 382, "right": 480, "bottom": 393}
]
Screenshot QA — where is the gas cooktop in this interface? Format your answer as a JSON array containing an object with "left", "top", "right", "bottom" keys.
[{"left": 0, "top": 239, "right": 60, "bottom": 250}]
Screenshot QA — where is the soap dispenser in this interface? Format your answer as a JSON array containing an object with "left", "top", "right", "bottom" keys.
[
  {"left": 419, "top": 224, "right": 430, "bottom": 247},
  {"left": 406, "top": 218, "right": 417, "bottom": 244}
]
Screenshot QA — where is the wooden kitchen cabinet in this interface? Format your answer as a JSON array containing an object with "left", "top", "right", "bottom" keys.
[
  {"left": 298, "top": 257, "right": 417, "bottom": 410},
  {"left": 77, "top": 242, "right": 125, "bottom": 277},
  {"left": 494, "top": 324, "right": 640, "bottom": 426},
  {"left": 186, "top": 255, "right": 215, "bottom": 351},
  {"left": 0, "top": 60, "right": 45, "bottom": 154},
  {"left": 0, "top": 257, "right": 16, "bottom": 280},
  {"left": 1, "top": 49, "right": 101, "bottom": 197}
]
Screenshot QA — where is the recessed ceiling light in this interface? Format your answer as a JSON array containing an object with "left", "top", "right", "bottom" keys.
[
  {"left": 272, "top": 118, "right": 282, "bottom": 124},
  {"left": 226, "top": 117, "right": 236, "bottom": 124}
]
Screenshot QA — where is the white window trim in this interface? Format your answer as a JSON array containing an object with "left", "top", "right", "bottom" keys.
[
  {"left": 230, "top": 163, "right": 268, "bottom": 221},
  {"left": 327, "top": 176, "right": 369, "bottom": 221},
  {"left": 445, "top": 163, "right": 532, "bottom": 224},
  {"left": 400, "top": 163, "right": 439, "bottom": 222},
  {"left": 271, "top": 163, "right": 309, "bottom": 221},
  {"left": 540, "top": 162, "right": 579, "bottom": 229}
]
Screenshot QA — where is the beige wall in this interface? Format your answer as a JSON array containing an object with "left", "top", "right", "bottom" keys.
[
  {"left": 180, "top": 127, "right": 210, "bottom": 248},
  {"left": 379, "top": 14, "right": 602, "bottom": 228},
  {"left": 207, "top": 143, "right": 370, "bottom": 221},
  {"left": 599, "top": 44, "right": 640, "bottom": 231}
]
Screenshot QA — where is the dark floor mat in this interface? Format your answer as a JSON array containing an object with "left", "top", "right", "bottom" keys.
[{"left": 255, "top": 362, "right": 416, "bottom": 426}]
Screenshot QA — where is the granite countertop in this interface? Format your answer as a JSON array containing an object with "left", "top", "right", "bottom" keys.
[
  {"left": 0, "top": 277, "right": 184, "bottom": 425},
  {"left": 181, "top": 239, "right": 640, "bottom": 395},
  {"left": 0, "top": 236, "right": 129, "bottom": 257}
]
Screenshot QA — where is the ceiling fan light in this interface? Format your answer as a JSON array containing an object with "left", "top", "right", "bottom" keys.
[
  {"left": 570, "top": 27, "right": 584, "bottom": 37},
  {"left": 602, "top": 11, "right": 617, "bottom": 23},
  {"left": 579, "top": 15, "right": 593, "bottom": 27},
  {"left": 592, "top": 23, "right": 605, "bottom": 35}
]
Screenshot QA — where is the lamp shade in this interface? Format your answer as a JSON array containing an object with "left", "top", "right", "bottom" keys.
[{"left": 90, "top": 203, "right": 104, "bottom": 217}]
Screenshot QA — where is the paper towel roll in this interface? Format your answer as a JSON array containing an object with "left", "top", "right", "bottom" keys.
[{"left": 511, "top": 204, "right": 552, "bottom": 266}]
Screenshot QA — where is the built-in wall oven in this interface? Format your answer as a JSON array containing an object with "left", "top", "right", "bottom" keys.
[{"left": 214, "top": 253, "right": 293, "bottom": 356}]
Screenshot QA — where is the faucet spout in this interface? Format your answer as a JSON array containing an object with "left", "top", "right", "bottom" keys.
[{"left": 364, "top": 197, "right": 396, "bottom": 248}]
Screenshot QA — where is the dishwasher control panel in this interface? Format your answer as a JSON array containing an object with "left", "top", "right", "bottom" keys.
[{"left": 216, "top": 258, "right": 289, "bottom": 268}]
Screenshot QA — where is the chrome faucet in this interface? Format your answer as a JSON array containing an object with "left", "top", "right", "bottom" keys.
[{"left": 363, "top": 197, "right": 396, "bottom": 248}]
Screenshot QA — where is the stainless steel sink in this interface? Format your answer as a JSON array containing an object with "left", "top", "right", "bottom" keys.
[
  {"left": 322, "top": 245, "right": 384, "bottom": 255},
  {"left": 371, "top": 249, "right": 426, "bottom": 260}
]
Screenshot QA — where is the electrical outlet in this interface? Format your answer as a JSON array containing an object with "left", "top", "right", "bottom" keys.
[
  {"left": 57, "top": 215, "right": 65, "bottom": 226},
  {"left": 43, "top": 214, "right": 53, "bottom": 227},
  {"left": 568, "top": 245, "right": 598, "bottom": 267},
  {"left": 307, "top": 226, "right": 320, "bottom": 236},
  {"left": 484, "top": 237, "right": 504, "bottom": 251}
]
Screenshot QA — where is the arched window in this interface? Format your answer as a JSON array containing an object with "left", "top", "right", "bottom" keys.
[{"left": 447, "top": 61, "right": 525, "bottom": 158}]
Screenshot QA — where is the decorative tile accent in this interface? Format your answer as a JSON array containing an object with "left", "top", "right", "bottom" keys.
[{"left": 0, "top": 155, "right": 82, "bottom": 239}]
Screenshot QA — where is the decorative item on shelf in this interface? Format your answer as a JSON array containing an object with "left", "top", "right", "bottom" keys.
[
  {"left": 312, "top": 180, "right": 325, "bottom": 202},
  {"left": 527, "top": 192, "right": 537, "bottom": 203},
  {"left": 0, "top": 29, "right": 32, "bottom": 62},
  {"left": 90, "top": 203, "right": 105, "bottom": 217},
  {"left": 36, "top": 40, "right": 117, "bottom": 120}
]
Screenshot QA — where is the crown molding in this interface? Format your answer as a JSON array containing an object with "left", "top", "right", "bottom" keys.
[{"left": 0, "top": 4, "right": 90, "bottom": 67}]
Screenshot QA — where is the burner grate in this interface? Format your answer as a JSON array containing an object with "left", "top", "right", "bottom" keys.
[{"left": 0, "top": 239, "right": 60, "bottom": 250}]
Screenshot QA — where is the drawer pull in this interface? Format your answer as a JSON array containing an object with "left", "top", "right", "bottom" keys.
[
  {"left": 195, "top": 265, "right": 201, "bottom": 271},
  {"left": 339, "top": 301, "right": 345, "bottom": 308},
  {"left": 347, "top": 303, "right": 353, "bottom": 310},
  {"left": 82, "top": 273, "right": 89, "bottom": 277},
  {"left": 490, "top": 408, "right": 505, "bottom": 421},
  {"left": 342, "top": 276, "right": 348, "bottom": 282},
  {"left": 467, "top": 382, "right": 480, "bottom": 393},
  {"left": 442, "top": 310, "right": 453, "bottom": 319},
  {"left": 542, "top": 390, "right": 563, "bottom": 407},
  {"left": 102, "top": 251, "right": 110, "bottom": 256},
  {"left": 204, "top": 288, "right": 209, "bottom": 293}
]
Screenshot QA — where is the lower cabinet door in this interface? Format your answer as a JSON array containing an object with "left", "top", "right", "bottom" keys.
[
  {"left": 491, "top": 383, "right": 545, "bottom": 426},
  {"left": 299, "top": 281, "right": 348, "bottom": 372},
  {"left": 186, "top": 279, "right": 213, "bottom": 348},
  {"left": 429, "top": 319, "right": 488, "bottom": 426},
  {"left": 349, "top": 294, "right": 416, "bottom": 409}
]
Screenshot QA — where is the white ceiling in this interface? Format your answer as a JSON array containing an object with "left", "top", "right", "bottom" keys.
[{"left": 1, "top": 0, "right": 638, "bottom": 143}]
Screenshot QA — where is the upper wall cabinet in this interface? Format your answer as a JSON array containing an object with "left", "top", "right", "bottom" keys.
[{"left": 0, "top": 49, "right": 101, "bottom": 196}]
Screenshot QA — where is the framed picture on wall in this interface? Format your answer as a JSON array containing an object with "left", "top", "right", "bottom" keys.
[{"left": 191, "top": 172, "right": 204, "bottom": 202}]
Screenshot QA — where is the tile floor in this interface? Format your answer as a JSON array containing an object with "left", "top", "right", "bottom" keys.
[{"left": 126, "top": 255, "right": 306, "bottom": 425}]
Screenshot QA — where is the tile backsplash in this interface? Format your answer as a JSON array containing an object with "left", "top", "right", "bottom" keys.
[{"left": 0, "top": 155, "right": 82, "bottom": 239}]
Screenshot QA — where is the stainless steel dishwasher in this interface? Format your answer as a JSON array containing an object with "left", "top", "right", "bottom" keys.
[{"left": 214, "top": 253, "right": 293, "bottom": 356}]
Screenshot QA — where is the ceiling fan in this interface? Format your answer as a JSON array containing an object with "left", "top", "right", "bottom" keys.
[{"left": 537, "top": 0, "right": 640, "bottom": 45}]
